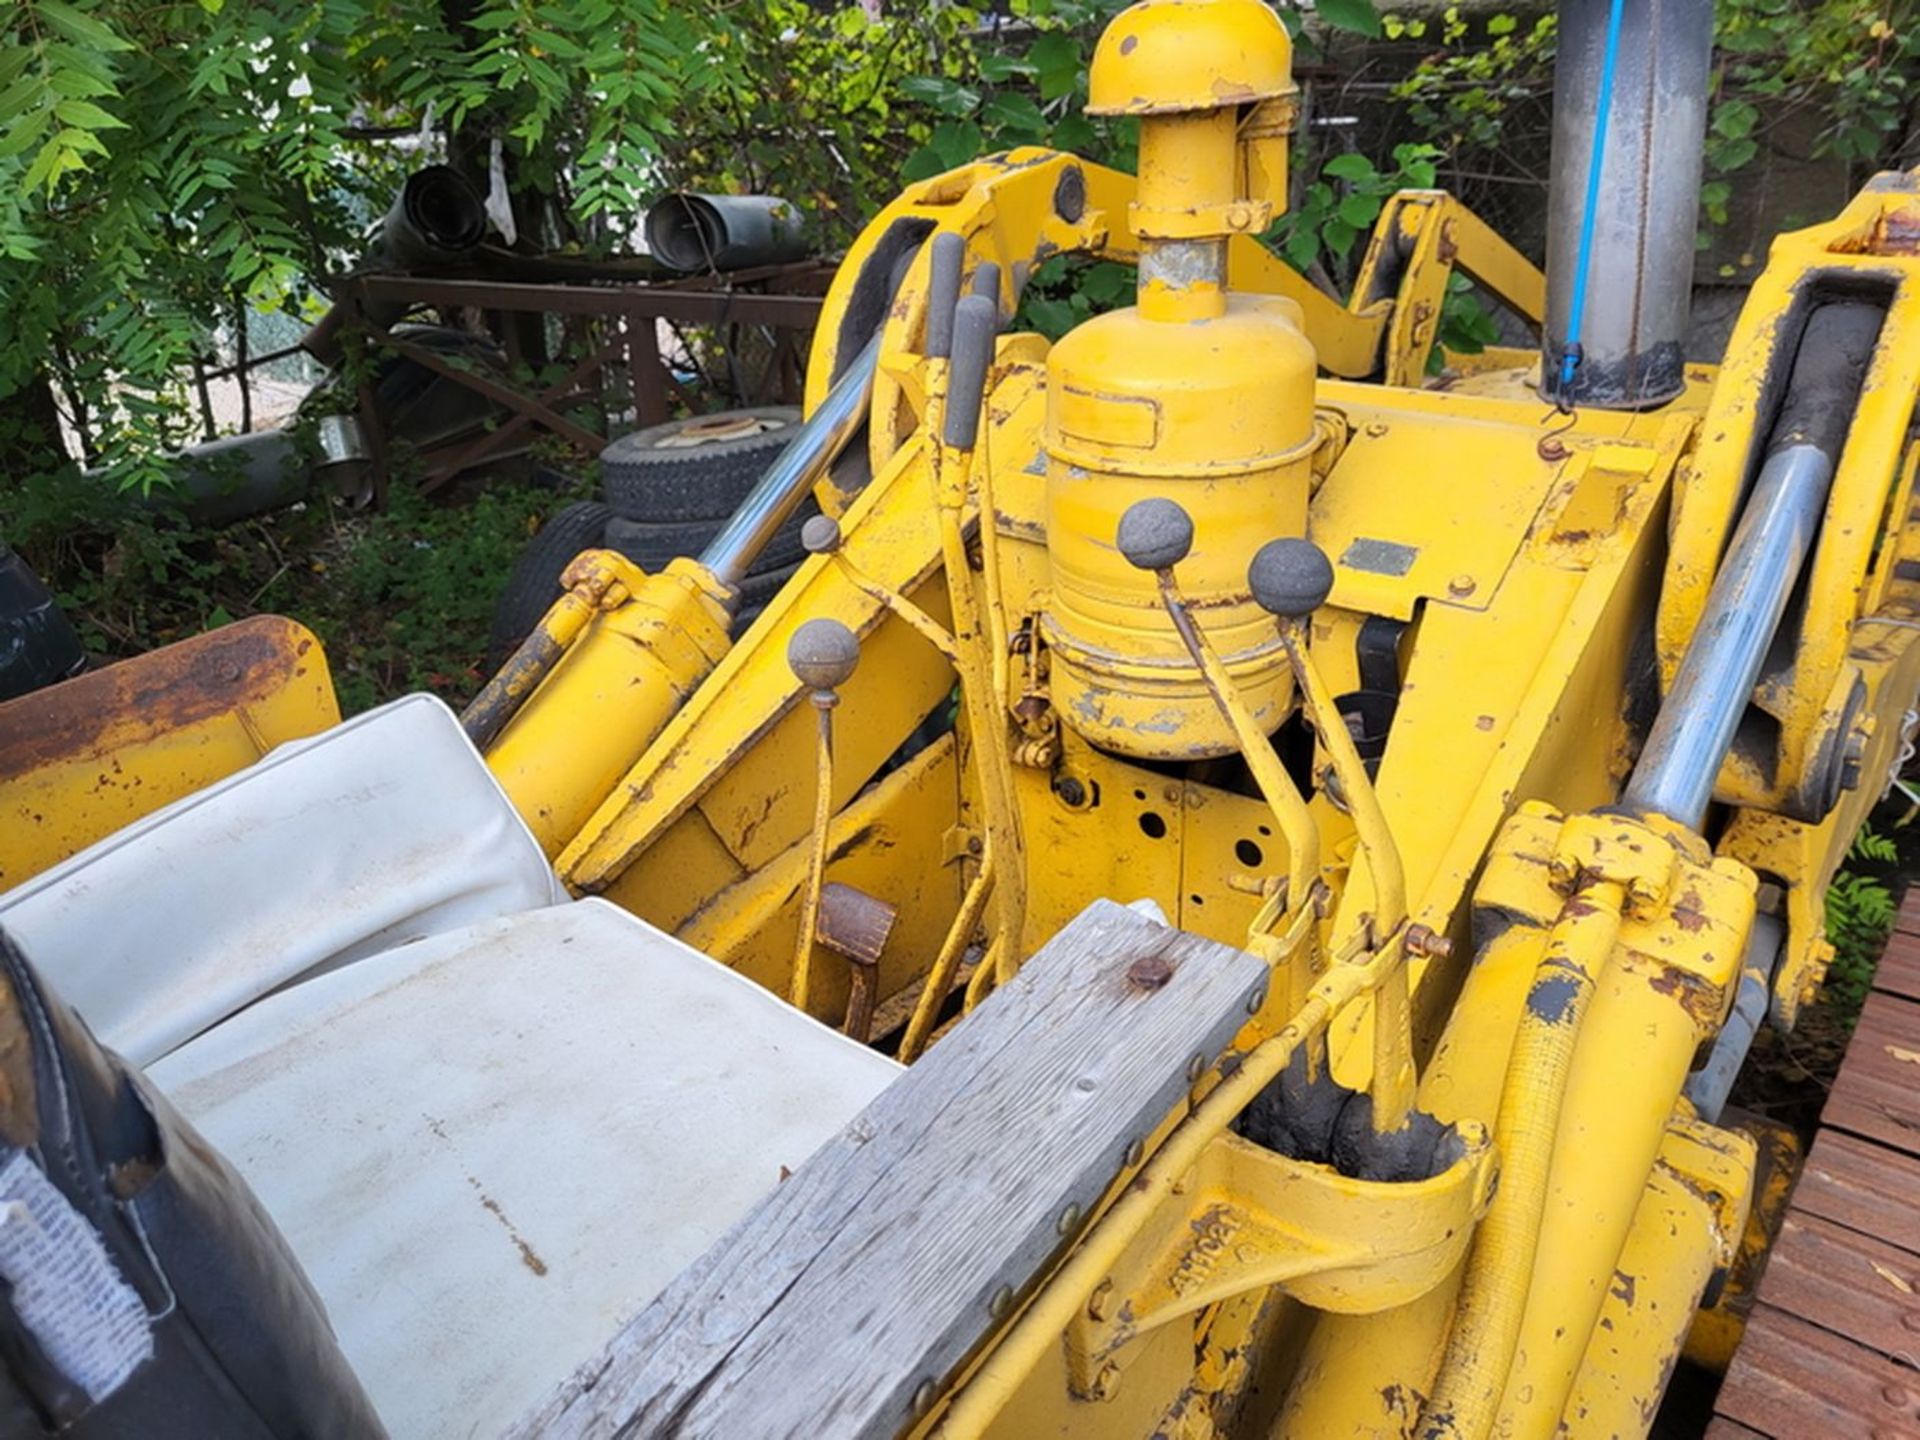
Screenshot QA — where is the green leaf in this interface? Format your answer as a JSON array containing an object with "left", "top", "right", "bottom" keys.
[
  {"left": 1322, "top": 153, "right": 1377, "bottom": 181},
  {"left": 36, "top": 1, "right": 134, "bottom": 53},
  {"left": 929, "top": 120, "right": 984, "bottom": 167},
  {"left": 0, "top": 108, "right": 48, "bottom": 158},
  {"left": 1322, "top": 216, "right": 1360, "bottom": 258},
  {"left": 1024, "top": 295, "right": 1076, "bottom": 338},
  {"left": 1028, "top": 33, "right": 1082, "bottom": 101},
  {"left": 1712, "top": 99, "right": 1759, "bottom": 140},
  {"left": 1051, "top": 113, "right": 1096, "bottom": 151},
  {"left": 1486, "top": 12, "right": 1517, "bottom": 35},
  {"left": 979, "top": 53, "right": 1036, "bottom": 82},
  {"left": 981, "top": 92, "right": 1046, "bottom": 139},
  {"left": 1315, "top": 0, "right": 1382, "bottom": 38},
  {"left": 52, "top": 97, "right": 125, "bottom": 130},
  {"left": 1337, "top": 192, "right": 1382, "bottom": 227},
  {"left": 902, "top": 75, "right": 980, "bottom": 118}
]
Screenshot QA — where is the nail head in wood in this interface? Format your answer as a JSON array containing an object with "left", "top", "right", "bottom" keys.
[{"left": 1127, "top": 954, "right": 1174, "bottom": 991}]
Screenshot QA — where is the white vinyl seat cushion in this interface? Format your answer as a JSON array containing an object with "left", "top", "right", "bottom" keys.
[
  {"left": 0, "top": 695, "right": 564, "bottom": 1066},
  {"left": 148, "top": 899, "right": 899, "bottom": 1439}
]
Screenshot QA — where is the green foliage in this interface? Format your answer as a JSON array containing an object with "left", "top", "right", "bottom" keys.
[
  {"left": 1272, "top": 143, "right": 1438, "bottom": 279},
  {"left": 1824, "top": 823, "right": 1903, "bottom": 1020},
  {"left": 9, "top": 453, "right": 592, "bottom": 716},
  {"left": 1384, "top": 0, "right": 1917, "bottom": 248}
]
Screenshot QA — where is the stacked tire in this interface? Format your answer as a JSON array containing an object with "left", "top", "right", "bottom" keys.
[{"left": 487, "top": 407, "right": 812, "bottom": 662}]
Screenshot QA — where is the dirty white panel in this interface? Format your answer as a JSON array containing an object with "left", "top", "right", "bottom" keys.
[
  {"left": 150, "top": 899, "right": 899, "bottom": 1440},
  {"left": 0, "top": 695, "right": 563, "bottom": 1066}
]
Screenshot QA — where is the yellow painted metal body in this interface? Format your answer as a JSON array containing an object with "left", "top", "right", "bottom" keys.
[
  {"left": 485, "top": 552, "right": 733, "bottom": 855},
  {"left": 13, "top": 3, "right": 1920, "bottom": 1437},
  {"left": 0, "top": 615, "right": 337, "bottom": 888},
  {"left": 1044, "top": 14, "right": 1317, "bottom": 760}
]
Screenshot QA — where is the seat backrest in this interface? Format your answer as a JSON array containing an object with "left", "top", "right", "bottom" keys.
[
  {"left": 0, "top": 694, "right": 561, "bottom": 1066},
  {"left": 0, "top": 930, "right": 387, "bottom": 1439},
  {"left": 515, "top": 898, "right": 1268, "bottom": 1440}
]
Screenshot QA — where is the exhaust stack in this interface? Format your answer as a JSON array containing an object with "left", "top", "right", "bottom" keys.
[{"left": 1543, "top": 0, "right": 1713, "bottom": 409}]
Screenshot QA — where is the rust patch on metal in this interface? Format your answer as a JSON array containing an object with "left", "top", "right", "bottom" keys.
[
  {"left": 0, "top": 962, "right": 37, "bottom": 1148},
  {"left": 0, "top": 615, "right": 313, "bottom": 779}
]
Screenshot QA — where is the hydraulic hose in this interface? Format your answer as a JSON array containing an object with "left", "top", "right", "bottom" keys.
[{"left": 1416, "top": 878, "right": 1626, "bottom": 1440}]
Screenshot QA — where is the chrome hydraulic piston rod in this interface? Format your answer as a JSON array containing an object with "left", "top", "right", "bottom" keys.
[
  {"left": 699, "top": 330, "right": 882, "bottom": 591},
  {"left": 1623, "top": 301, "right": 1883, "bottom": 828}
]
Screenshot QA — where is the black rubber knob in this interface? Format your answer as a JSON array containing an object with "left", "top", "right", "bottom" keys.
[
  {"left": 1248, "top": 538, "right": 1334, "bottom": 617},
  {"left": 788, "top": 617, "right": 860, "bottom": 691},
  {"left": 943, "top": 295, "right": 997, "bottom": 449},
  {"left": 801, "top": 515, "right": 843, "bottom": 555},
  {"left": 925, "top": 232, "right": 965, "bottom": 360},
  {"left": 1116, "top": 498, "right": 1194, "bottom": 572}
]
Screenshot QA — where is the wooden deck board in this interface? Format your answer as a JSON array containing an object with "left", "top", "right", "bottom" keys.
[{"left": 1716, "top": 897, "right": 1920, "bottom": 1438}]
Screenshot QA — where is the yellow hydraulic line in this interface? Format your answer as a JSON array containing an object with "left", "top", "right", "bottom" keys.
[
  {"left": 1417, "top": 877, "right": 1627, "bottom": 1440},
  {"left": 933, "top": 934, "right": 1394, "bottom": 1440},
  {"left": 899, "top": 856, "right": 996, "bottom": 1062}
]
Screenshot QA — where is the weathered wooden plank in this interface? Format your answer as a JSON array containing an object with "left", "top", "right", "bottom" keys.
[
  {"left": 1875, "top": 931, "right": 1920, "bottom": 1002},
  {"left": 1752, "top": 1210, "right": 1920, "bottom": 1358},
  {"left": 1822, "top": 989, "right": 1920, "bottom": 1157},
  {"left": 1895, "top": 887, "right": 1920, "bottom": 939},
  {"left": 1718, "top": 1305, "right": 1920, "bottom": 1438},
  {"left": 1794, "top": 1128, "right": 1920, "bottom": 1258},
  {"left": 1702, "top": 1418, "right": 1770, "bottom": 1439},
  {"left": 514, "top": 899, "right": 1267, "bottom": 1440}
]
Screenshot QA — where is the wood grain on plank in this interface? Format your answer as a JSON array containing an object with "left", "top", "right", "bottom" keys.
[
  {"left": 1794, "top": 1128, "right": 1920, "bottom": 1258},
  {"left": 514, "top": 899, "right": 1268, "bottom": 1440}
]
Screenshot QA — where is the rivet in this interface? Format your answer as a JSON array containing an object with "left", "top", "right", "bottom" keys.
[
  {"left": 1902, "top": 1309, "right": 1920, "bottom": 1333},
  {"left": 1448, "top": 573, "right": 1476, "bottom": 597},
  {"left": 989, "top": 1284, "right": 1013, "bottom": 1319},
  {"left": 1186, "top": 1052, "right": 1207, "bottom": 1083},
  {"left": 1883, "top": 1381, "right": 1909, "bottom": 1406},
  {"left": 1124, "top": 1137, "right": 1145, "bottom": 1167},
  {"left": 912, "top": 1378, "right": 937, "bottom": 1416},
  {"left": 1364, "top": 420, "right": 1389, "bottom": 438},
  {"left": 1057, "top": 1202, "right": 1083, "bottom": 1235},
  {"left": 1246, "top": 984, "right": 1268, "bottom": 1015}
]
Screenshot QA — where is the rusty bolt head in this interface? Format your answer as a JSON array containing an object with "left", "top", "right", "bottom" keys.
[
  {"left": 1127, "top": 954, "right": 1174, "bottom": 991},
  {"left": 1537, "top": 435, "right": 1569, "bottom": 462},
  {"left": 1364, "top": 420, "right": 1389, "bottom": 438},
  {"left": 787, "top": 617, "right": 860, "bottom": 691},
  {"left": 1447, "top": 573, "right": 1476, "bottom": 598},
  {"left": 1053, "top": 775, "right": 1088, "bottom": 807}
]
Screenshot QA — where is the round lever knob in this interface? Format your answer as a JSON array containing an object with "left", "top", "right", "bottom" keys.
[
  {"left": 801, "top": 515, "right": 843, "bottom": 555},
  {"left": 1248, "top": 538, "right": 1334, "bottom": 618},
  {"left": 1116, "top": 497, "right": 1195, "bottom": 572},
  {"left": 788, "top": 618, "right": 861, "bottom": 692}
]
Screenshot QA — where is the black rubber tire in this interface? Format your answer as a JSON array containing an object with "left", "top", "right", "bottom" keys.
[
  {"left": 602, "top": 496, "right": 818, "bottom": 575},
  {"left": 487, "top": 500, "right": 612, "bottom": 661},
  {"left": 731, "top": 559, "right": 802, "bottom": 633},
  {"left": 600, "top": 407, "right": 801, "bottom": 522}
]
